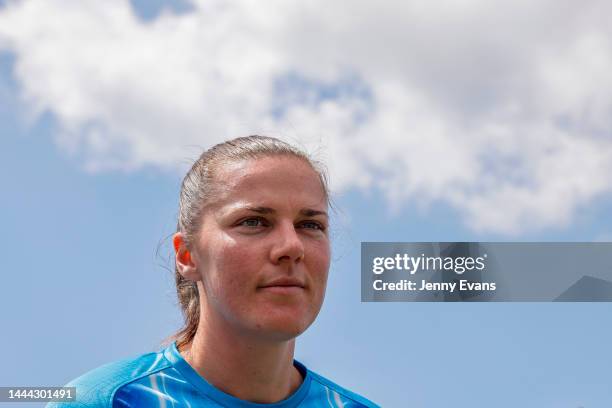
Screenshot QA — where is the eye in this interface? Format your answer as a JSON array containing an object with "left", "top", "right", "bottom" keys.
[
  {"left": 298, "top": 220, "right": 326, "bottom": 231},
  {"left": 238, "top": 217, "right": 267, "bottom": 227}
]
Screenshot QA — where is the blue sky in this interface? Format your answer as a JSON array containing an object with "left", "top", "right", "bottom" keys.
[{"left": 2, "top": 1, "right": 612, "bottom": 407}]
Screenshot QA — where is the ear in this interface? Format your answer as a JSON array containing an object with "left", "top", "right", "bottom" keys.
[{"left": 173, "top": 232, "right": 201, "bottom": 282}]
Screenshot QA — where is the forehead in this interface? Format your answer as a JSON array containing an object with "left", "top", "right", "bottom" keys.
[{"left": 211, "top": 156, "right": 327, "bottom": 210}]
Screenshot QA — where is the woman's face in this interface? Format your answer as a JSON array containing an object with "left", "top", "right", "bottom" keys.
[{"left": 192, "top": 156, "right": 330, "bottom": 341}]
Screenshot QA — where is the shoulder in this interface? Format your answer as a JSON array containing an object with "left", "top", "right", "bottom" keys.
[
  {"left": 303, "top": 364, "right": 380, "bottom": 408},
  {"left": 46, "top": 348, "right": 170, "bottom": 408}
]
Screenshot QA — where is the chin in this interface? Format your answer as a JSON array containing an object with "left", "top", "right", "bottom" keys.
[{"left": 251, "top": 314, "right": 314, "bottom": 342}]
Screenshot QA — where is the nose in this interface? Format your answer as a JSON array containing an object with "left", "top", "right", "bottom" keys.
[{"left": 270, "top": 221, "right": 305, "bottom": 264}]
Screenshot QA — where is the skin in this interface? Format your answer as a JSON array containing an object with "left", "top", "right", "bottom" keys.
[{"left": 173, "top": 155, "right": 330, "bottom": 403}]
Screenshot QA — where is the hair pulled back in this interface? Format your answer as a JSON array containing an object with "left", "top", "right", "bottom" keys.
[{"left": 173, "top": 135, "right": 329, "bottom": 349}]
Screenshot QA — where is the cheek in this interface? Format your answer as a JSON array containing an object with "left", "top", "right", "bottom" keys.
[
  {"left": 308, "top": 241, "right": 331, "bottom": 286},
  {"left": 206, "top": 237, "right": 262, "bottom": 295}
]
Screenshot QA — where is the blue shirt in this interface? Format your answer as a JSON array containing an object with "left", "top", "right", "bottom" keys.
[{"left": 47, "top": 342, "right": 378, "bottom": 407}]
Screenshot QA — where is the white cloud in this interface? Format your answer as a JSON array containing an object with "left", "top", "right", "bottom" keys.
[{"left": 1, "top": 0, "right": 612, "bottom": 234}]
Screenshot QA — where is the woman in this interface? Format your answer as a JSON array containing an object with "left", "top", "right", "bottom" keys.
[{"left": 48, "top": 136, "right": 378, "bottom": 407}]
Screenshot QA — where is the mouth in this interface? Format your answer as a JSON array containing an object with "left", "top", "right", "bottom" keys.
[
  {"left": 257, "top": 285, "right": 305, "bottom": 295},
  {"left": 258, "top": 277, "right": 306, "bottom": 293}
]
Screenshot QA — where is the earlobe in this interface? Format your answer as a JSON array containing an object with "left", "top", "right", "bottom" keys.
[{"left": 173, "top": 232, "right": 200, "bottom": 281}]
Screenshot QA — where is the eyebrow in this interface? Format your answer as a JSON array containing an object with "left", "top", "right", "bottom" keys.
[{"left": 245, "top": 206, "right": 328, "bottom": 218}]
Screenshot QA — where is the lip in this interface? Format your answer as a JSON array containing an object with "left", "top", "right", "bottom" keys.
[
  {"left": 258, "top": 277, "right": 306, "bottom": 289},
  {"left": 258, "top": 285, "right": 305, "bottom": 296}
]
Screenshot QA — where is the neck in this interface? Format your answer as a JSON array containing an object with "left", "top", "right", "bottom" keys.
[{"left": 179, "top": 305, "right": 303, "bottom": 403}]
